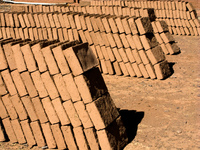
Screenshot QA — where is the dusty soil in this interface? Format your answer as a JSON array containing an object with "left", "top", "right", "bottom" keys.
[{"left": 0, "top": 36, "right": 199, "bottom": 150}]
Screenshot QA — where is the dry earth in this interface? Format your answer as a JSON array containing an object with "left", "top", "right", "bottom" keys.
[{"left": 0, "top": 35, "right": 199, "bottom": 150}]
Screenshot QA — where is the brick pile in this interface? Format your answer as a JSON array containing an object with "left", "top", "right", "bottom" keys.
[
  {"left": 0, "top": 10, "right": 174, "bottom": 79},
  {"left": 0, "top": 38, "right": 129, "bottom": 149},
  {"left": 91, "top": 0, "right": 200, "bottom": 36}
]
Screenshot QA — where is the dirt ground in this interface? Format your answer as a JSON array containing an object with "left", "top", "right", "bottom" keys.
[{"left": 0, "top": 35, "right": 199, "bottom": 150}]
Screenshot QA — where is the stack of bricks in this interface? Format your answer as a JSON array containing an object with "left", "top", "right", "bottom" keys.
[
  {"left": 0, "top": 38, "right": 128, "bottom": 149},
  {"left": 91, "top": 0, "right": 200, "bottom": 36},
  {"left": 0, "top": 8, "right": 174, "bottom": 79}
]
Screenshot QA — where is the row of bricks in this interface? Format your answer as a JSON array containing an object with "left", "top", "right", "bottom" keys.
[
  {"left": 0, "top": 12, "right": 155, "bottom": 36},
  {"left": 91, "top": 0, "right": 195, "bottom": 12},
  {"left": 0, "top": 113, "right": 127, "bottom": 149},
  {"left": 0, "top": 38, "right": 127, "bottom": 149}
]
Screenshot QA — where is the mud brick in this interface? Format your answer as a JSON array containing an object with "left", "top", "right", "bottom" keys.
[
  {"left": 115, "top": 17, "right": 125, "bottom": 33},
  {"left": 20, "top": 71, "right": 38, "bottom": 98},
  {"left": 2, "top": 118, "right": 17, "bottom": 143},
  {"left": 78, "top": 30, "right": 87, "bottom": 43},
  {"left": 112, "top": 47, "right": 122, "bottom": 62},
  {"left": 23, "top": 14, "right": 31, "bottom": 28},
  {"left": 106, "top": 33, "right": 116, "bottom": 48},
  {"left": 132, "top": 49, "right": 142, "bottom": 64},
  {"left": 96, "top": 32, "right": 105, "bottom": 46},
  {"left": 11, "top": 70, "right": 27, "bottom": 97},
  {"left": 57, "top": 28, "right": 64, "bottom": 42},
  {"left": 57, "top": 13, "right": 65, "bottom": 28},
  {"left": 120, "top": 34, "right": 130, "bottom": 48},
  {"left": 84, "top": 128, "right": 99, "bottom": 149},
  {"left": 41, "top": 45, "right": 60, "bottom": 75},
  {"left": 61, "top": 126, "right": 78, "bottom": 150},
  {"left": 106, "top": 60, "right": 114, "bottom": 75},
  {"left": 194, "top": 19, "right": 200, "bottom": 27},
  {"left": 52, "top": 43, "right": 76, "bottom": 75},
  {"left": 138, "top": 63, "right": 149, "bottom": 79},
  {"left": 89, "top": 31, "right": 98, "bottom": 45},
  {"left": 90, "top": 16, "right": 99, "bottom": 32},
  {"left": 186, "top": 3, "right": 195, "bottom": 12},
  {"left": 138, "top": 50, "right": 150, "bottom": 65},
  {"left": 108, "top": 17, "right": 118, "bottom": 33},
  {"left": 140, "top": 34, "right": 158, "bottom": 50},
  {"left": 41, "top": 122, "right": 56, "bottom": 149},
  {"left": 73, "top": 126, "right": 89, "bottom": 150},
  {"left": 1, "top": 27, "right": 7, "bottom": 39},
  {"left": 38, "top": 14, "right": 45, "bottom": 28},
  {"left": 135, "top": 17, "right": 153, "bottom": 35},
  {"left": 101, "top": 46, "right": 110, "bottom": 60},
  {"left": 113, "top": 33, "right": 123, "bottom": 48},
  {"left": 68, "top": 14, "right": 76, "bottom": 29},
  {"left": 18, "top": 14, "right": 26, "bottom": 28},
  {"left": 112, "top": 61, "right": 122, "bottom": 76},
  {"left": 106, "top": 47, "right": 115, "bottom": 62},
  {"left": 145, "top": 63, "right": 156, "bottom": 79},
  {"left": 0, "top": 13, "right": 5, "bottom": 27},
  {"left": 96, "top": 16, "right": 105, "bottom": 32},
  {"left": 63, "top": 100, "right": 82, "bottom": 127},
  {"left": 63, "top": 42, "right": 98, "bottom": 76},
  {"left": 10, "top": 94, "right": 27, "bottom": 120},
  {"left": 32, "top": 28, "right": 38, "bottom": 40},
  {"left": 4, "top": 13, "right": 10, "bottom": 27},
  {"left": 11, "top": 119, "right": 26, "bottom": 144},
  {"left": 42, "top": 97, "right": 59, "bottom": 124},
  {"left": 90, "top": 45, "right": 98, "bottom": 58},
  {"left": 42, "top": 28, "right": 48, "bottom": 40},
  {"left": 21, "top": 43, "right": 38, "bottom": 72},
  {"left": 166, "top": 42, "right": 180, "bottom": 55},
  {"left": 102, "top": 17, "right": 111, "bottom": 33},
  {"left": 5, "top": 27, "right": 11, "bottom": 38},
  {"left": 3, "top": 42, "right": 17, "bottom": 71},
  {"left": 8, "top": 14, "right": 14, "bottom": 27},
  {"left": 68, "top": 29, "right": 74, "bottom": 41},
  {"left": 125, "top": 62, "right": 136, "bottom": 77},
  {"left": 0, "top": 45, "right": 8, "bottom": 71},
  {"left": 171, "top": 27, "right": 178, "bottom": 35},
  {"left": 72, "top": 29, "right": 79, "bottom": 41},
  {"left": 160, "top": 32, "right": 175, "bottom": 43},
  {"left": 95, "top": 45, "right": 103, "bottom": 59},
  {"left": 83, "top": 30, "right": 93, "bottom": 45},
  {"left": 0, "top": 97, "right": 8, "bottom": 119},
  {"left": 119, "top": 62, "right": 129, "bottom": 76},
  {"left": 30, "top": 121, "right": 46, "bottom": 147},
  {"left": 97, "top": 116, "right": 128, "bottom": 150},
  {"left": 62, "top": 14, "right": 71, "bottom": 29},
  {"left": 9, "top": 28, "right": 15, "bottom": 39},
  {"left": 118, "top": 48, "right": 129, "bottom": 63},
  {"left": 160, "top": 43, "right": 169, "bottom": 55},
  {"left": 21, "top": 119, "right": 36, "bottom": 148},
  {"left": 33, "top": 14, "right": 41, "bottom": 28},
  {"left": 79, "top": 15, "right": 87, "bottom": 31},
  {"left": 42, "top": 14, "right": 50, "bottom": 28},
  {"left": 1, "top": 70, "right": 17, "bottom": 96},
  {"left": 188, "top": 27, "right": 195, "bottom": 36},
  {"left": 146, "top": 46, "right": 165, "bottom": 65},
  {"left": 27, "top": 13, "right": 35, "bottom": 27},
  {"left": 52, "top": 14, "right": 61, "bottom": 28},
  {"left": 86, "top": 93, "right": 119, "bottom": 130},
  {"left": 154, "top": 33, "right": 164, "bottom": 45},
  {"left": 132, "top": 34, "right": 143, "bottom": 50},
  {"left": 37, "top": 28, "right": 44, "bottom": 40},
  {"left": 125, "top": 48, "right": 136, "bottom": 63},
  {"left": 74, "top": 101, "right": 93, "bottom": 128},
  {"left": 154, "top": 60, "right": 171, "bottom": 79},
  {"left": 21, "top": 96, "right": 38, "bottom": 122},
  {"left": 63, "top": 73, "right": 81, "bottom": 102},
  {"left": 13, "top": 14, "right": 20, "bottom": 28}
]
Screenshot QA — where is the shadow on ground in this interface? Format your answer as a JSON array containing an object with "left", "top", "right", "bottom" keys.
[{"left": 119, "top": 109, "right": 144, "bottom": 142}]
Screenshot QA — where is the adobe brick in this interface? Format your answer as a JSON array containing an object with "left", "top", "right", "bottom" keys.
[
  {"left": 8, "top": 14, "right": 14, "bottom": 27},
  {"left": 13, "top": 14, "right": 20, "bottom": 27},
  {"left": 32, "top": 28, "right": 39, "bottom": 40},
  {"left": 138, "top": 50, "right": 150, "bottom": 65},
  {"left": 73, "top": 126, "right": 89, "bottom": 150},
  {"left": 125, "top": 48, "right": 136, "bottom": 63},
  {"left": 145, "top": 63, "right": 156, "bottom": 79},
  {"left": 112, "top": 47, "right": 122, "bottom": 62},
  {"left": 79, "top": 15, "right": 87, "bottom": 30},
  {"left": 63, "top": 100, "right": 82, "bottom": 127},
  {"left": 2, "top": 118, "right": 17, "bottom": 143},
  {"left": 1, "top": 27, "right": 7, "bottom": 39},
  {"left": 119, "top": 62, "right": 129, "bottom": 76},
  {"left": 84, "top": 127, "right": 100, "bottom": 149},
  {"left": 0, "top": 97, "right": 8, "bottom": 119},
  {"left": 74, "top": 100, "right": 93, "bottom": 128},
  {"left": 165, "top": 42, "right": 180, "bottom": 55},
  {"left": 5, "top": 27, "right": 11, "bottom": 38},
  {"left": 132, "top": 34, "right": 143, "bottom": 50},
  {"left": 160, "top": 32, "right": 175, "bottom": 43},
  {"left": 118, "top": 48, "right": 129, "bottom": 63},
  {"left": 108, "top": 17, "right": 118, "bottom": 33},
  {"left": 128, "top": 17, "right": 138, "bottom": 35},
  {"left": 42, "top": 14, "right": 50, "bottom": 28},
  {"left": 100, "top": 59, "right": 108, "bottom": 74},
  {"left": 38, "top": 28, "right": 44, "bottom": 40},
  {"left": 27, "top": 13, "right": 35, "bottom": 27},
  {"left": 101, "top": 46, "right": 110, "bottom": 60},
  {"left": 68, "top": 14, "right": 76, "bottom": 29},
  {"left": 18, "top": 14, "right": 26, "bottom": 28},
  {"left": 72, "top": 28, "right": 79, "bottom": 41},
  {"left": 33, "top": 13, "right": 41, "bottom": 28},
  {"left": 4, "top": 13, "right": 10, "bottom": 27},
  {"left": 97, "top": 116, "right": 128, "bottom": 150},
  {"left": 58, "top": 28, "right": 64, "bottom": 42},
  {"left": 106, "top": 33, "right": 116, "bottom": 48},
  {"left": 63, "top": 42, "right": 98, "bottom": 76},
  {"left": 9, "top": 28, "right": 15, "bottom": 39},
  {"left": 42, "top": 28, "right": 48, "bottom": 40},
  {"left": 61, "top": 125, "right": 78, "bottom": 150},
  {"left": 68, "top": 29, "right": 74, "bottom": 41},
  {"left": 105, "top": 60, "right": 114, "bottom": 75},
  {"left": 86, "top": 93, "right": 119, "bottom": 130},
  {"left": 122, "top": 18, "right": 131, "bottom": 34},
  {"left": 139, "top": 63, "right": 150, "bottom": 79},
  {"left": 53, "top": 13, "right": 61, "bottom": 28},
  {"left": 30, "top": 120, "right": 46, "bottom": 147},
  {"left": 20, "top": 119, "right": 36, "bottom": 148},
  {"left": 1, "top": 69, "right": 17, "bottom": 96},
  {"left": 101, "top": 17, "right": 111, "bottom": 33},
  {"left": 62, "top": 14, "right": 71, "bottom": 29},
  {"left": 11, "top": 119, "right": 26, "bottom": 144},
  {"left": 113, "top": 33, "right": 123, "bottom": 48},
  {"left": 63, "top": 73, "right": 81, "bottom": 102},
  {"left": 115, "top": 17, "right": 125, "bottom": 33},
  {"left": 135, "top": 17, "right": 153, "bottom": 35},
  {"left": 125, "top": 62, "right": 136, "bottom": 77},
  {"left": 95, "top": 45, "right": 104, "bottom": 59},
  {"left": 0, "top": 44, "right": 8, "bottom": 71},
  {"left": 41, "top": 122, "right": 57, "bottom": 149},
  {"left": 154, "top": 60, "right": 171, "bottom": 80},
  {"left": 23, "top": 14, "right": 31, "bottom": 28},
  {"left": 21, "top": 96, "right": 38, "bottom": 122}
]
